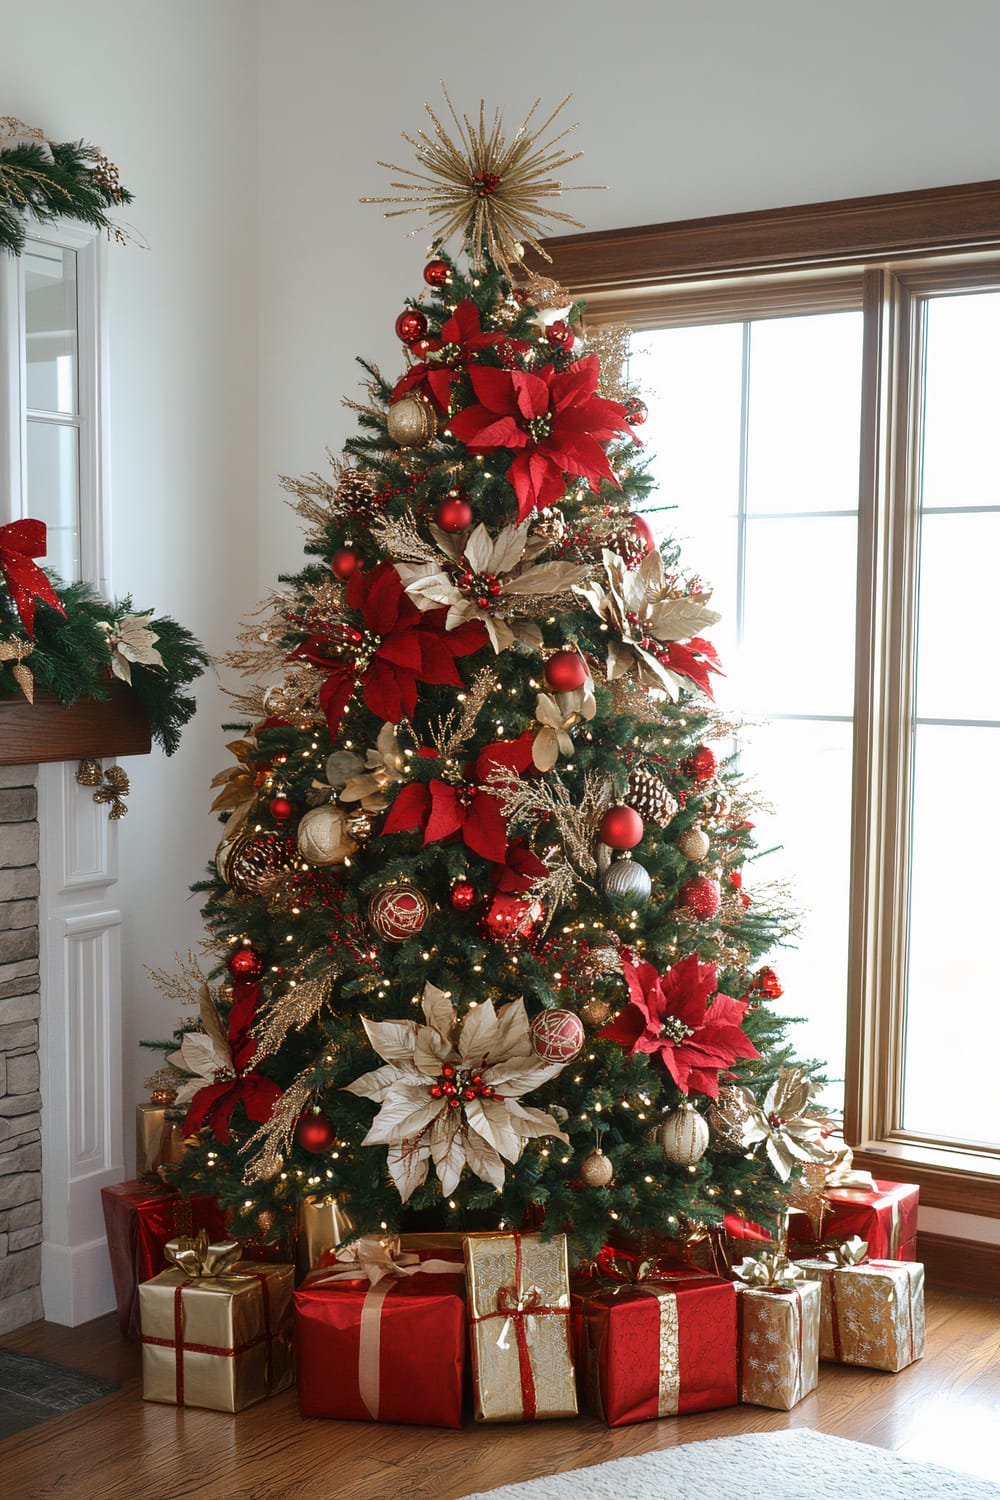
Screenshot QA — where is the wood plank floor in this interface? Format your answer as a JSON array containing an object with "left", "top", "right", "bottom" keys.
[{"left": 1, "top": 1289, "right": 998, "bottom": 1500}]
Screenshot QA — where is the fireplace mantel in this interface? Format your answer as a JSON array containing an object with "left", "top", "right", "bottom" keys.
[{"left": 0, "top": 684, "right": 152, "bottom": 767}]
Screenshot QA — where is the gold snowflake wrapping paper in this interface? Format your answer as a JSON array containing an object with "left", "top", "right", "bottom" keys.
[
  {"left": 736, "top": 1279, "right": 821, "bottom": 1410},
  {"left": 794, "top": 1257, "right": 925, "bottom": 1372},
  {"left": 464, "top": 1231, "right": 577, "bottom": 1422}
]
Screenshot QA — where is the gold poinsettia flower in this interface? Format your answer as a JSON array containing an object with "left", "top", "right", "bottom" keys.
[
  {"left": 531, "top": 679, "right": 596, "bottom": 771},
  {"left": 396, "top": 520, "right": 589, "bottom": 653},
  {"left": 344, "top": 983, "right": 569, "bottom": 1202},
  {"left": 209, "top": 739, "right": 268, "bottom": 840},
  {"left": 326, "top": 721, "right": 408, "bottom": 813},
  {"left": 574, "top": 548, "right": 721, "bottom": 699},
  {"left": 722, "top": 1066, "right": 834, "bottom": 1182},
  {"left": 102, "top": 611, "right": 165, "bottom": 684}
]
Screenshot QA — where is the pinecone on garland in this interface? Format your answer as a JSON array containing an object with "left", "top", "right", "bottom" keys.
[
  {"left": 626, "top": 769, "right": 678, "bottom": 828},
  {"left": 336, "top": 469, "right": 377, "bottom": 512}
]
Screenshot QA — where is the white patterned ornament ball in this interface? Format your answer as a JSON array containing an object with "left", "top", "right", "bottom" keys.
[
  {"left": 387, "top": 396, "right": 436, "bottom": 447},
  {"left": 529, "top": 1007, "right": 585, "bottom": 1064},
  {"left": 656, "top": 1106, "right": 710, "bottom": 1166},
  {"left": 296, "top": 805, "right": 357, "bottom": 866},
  {"left": 367, "top": 883, "right": 430, "bottom": 943}
]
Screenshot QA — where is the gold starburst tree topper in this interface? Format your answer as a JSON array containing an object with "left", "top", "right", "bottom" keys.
[{"left": 363, "top": 87, "right": 603, "bottom": 272}]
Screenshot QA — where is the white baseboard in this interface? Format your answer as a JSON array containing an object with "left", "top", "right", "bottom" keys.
[{"left": 41, "top": 1235, "right": 116, "bottom": 1327}]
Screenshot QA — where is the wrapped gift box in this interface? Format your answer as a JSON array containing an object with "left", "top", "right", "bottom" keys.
[
  {"left": 135, "top": 1103, "right": 188, "bottom": 1179},
  {"left": 736, "top": 1272, "right": 821, "bottom": 1410},
  {"left": 139, "top": 1236, "right": 294, "bottom": 1411},
  {"left": 295, "top": 1238, "right": 466, "bottom": 1426},
  {"left": 572, "top": 1262, "right": 737, "bottom": 1426},
  {"left": 724, "top": 1179, "right": 918, "bottom": 1262},
  {"left": 795, "top": 1249, "right": 925, "bottom": 1372},
  {"left": 101, "top": 1179, "right": 228, "bottom": 1339},
  {"left": 465, "top": 1230, "right": 577, "bottom": 1423}
]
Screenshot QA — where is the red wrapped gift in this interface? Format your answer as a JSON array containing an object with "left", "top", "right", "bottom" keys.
[
  {"left": 295, "top": 1236, "right": 466, "bottom": 1427},
  {"left": 572, "top": 1256, "right": 737, "bottom": 1426},
  {"left": 724, "top": 1180, "right": 918, "bottom": 1262},
  {"left": 101, "top": 1179, "right": 228, "bottom": 1339}
]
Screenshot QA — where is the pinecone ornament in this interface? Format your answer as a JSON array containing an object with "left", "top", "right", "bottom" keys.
[
  {"left": 336, "top": 469, "right": 377, "bottom": 511},
  {"left": 626, "top": 769, "right": 678, "bottom": 829}
]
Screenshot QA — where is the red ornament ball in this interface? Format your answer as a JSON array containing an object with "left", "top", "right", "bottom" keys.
[
  {"left": 529, "top": 1008, "right": 585, "bottom": 1064},
  {"left": 484, "top": 893, "right": 535, "bottom": 941},
  {"left": 544, "top": 649, "right": 587, "bottom": 693},
  {"left": 450, "top": 880, "right": 476, "bottom": 911},
  {"left": 630, "top": 513, "right": 656, "bottom": 555},
  {"left": 624, "top": 396, "right": 649, "bottom": 426},
  {"left": 680, "top": 876, "right": 721, "bottom": 920},
  {"left": 754, "top": 965, "right": 784, "bottom": 999},
  {"left": 423, "top": 258, "right": 451, "bottom": 288},
  {"left": 683, "top": 745, "right": 717, "bottom": 784},
  {"left": 546, "top": 320, "right": 575, "bottom": 351},
  {"left": 331, "top": 547, "right": 360, "bottom": 581},
  {"left": 436, "top": 494, "right": 473, "bottom": 533},
  {"left": 368, "top": 883, "right": 430, "bottom": 942},
  {"left": 228, "top": 946, "right": 264, "bottom": 980},
  {"left": 268, "top": 796, "right": 293, "bottom": 823},
  {"left": 599, "top": 805, "right": 645, "bottom": 850},
  {"left": 295, "top": 1111, "right": 337, "bottom": 1153},
  {"left": 395, "top": 309, "right": 428, "bottom": 344}
]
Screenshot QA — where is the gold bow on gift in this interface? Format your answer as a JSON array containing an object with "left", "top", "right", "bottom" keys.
[
  {"left": 821, "top": 1236, "right": 870, "bottom": 1267},
  {"left": 823, "top": 1145, "right": 877, "bottom": 1192},
  {"left": 164, "top": 1229, "right": 244, "bottom": 1279},
  {"left": 0, "top": 637, "right": 34, "bottom": 702},
  {"left": 732, "top": 1251, "right": 801, "bottom": 1291},
  {"left": 496, "top": 1280, "right": 543, "bottom": 1351}
]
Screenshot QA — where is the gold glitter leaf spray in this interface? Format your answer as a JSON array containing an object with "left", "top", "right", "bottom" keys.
[{"left": 362, "top": 87, "right": 604, "bottom": 272}]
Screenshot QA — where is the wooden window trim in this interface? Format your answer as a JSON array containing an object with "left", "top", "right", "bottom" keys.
[{"left": 536, "top": 180, "right": 1000, "bottom": 1220}]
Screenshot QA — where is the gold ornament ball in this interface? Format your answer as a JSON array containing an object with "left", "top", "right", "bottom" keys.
[
  {"left": 677, "top": 826, "right": 711, "bottom": 862},
  {"left": 150, "top": 1087, "right": 176, "bottom": 1107},
  {"left": 296, "top": 805, "right": 357, "bottom": 866},
  {"left": 387, "top": 396, "right": 436, "bottom": 448},
  {"left": 706, "top": 1087, "right": 752, "bottom": 1153},
  {"left": 580, "top": 1148, "right": 615, "bottom": 1188},
  {"left": 656, "top": 1105, "right": 710, "bottom": 1166},
  {"left": 580, "top": 996, "right": 612, "bottom": 1027}
]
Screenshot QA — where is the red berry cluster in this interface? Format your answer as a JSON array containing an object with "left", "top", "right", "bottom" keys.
[
  {"left": 457, "top": 566, "right": 503, "bottom": 610},
  {"left": 428, "top": 1062, "right": 501, "bottom": 1108},
  {"left": 473, "top": 171, "right": 501, "bottom": 197}
]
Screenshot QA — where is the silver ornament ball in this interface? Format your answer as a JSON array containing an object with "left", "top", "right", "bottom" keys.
[
  {"left": 656, "top": 1105, "right": 710, "bottom": 1166},
  {"left": 602, "top": 857, "right": 652, "bottom": 901}
]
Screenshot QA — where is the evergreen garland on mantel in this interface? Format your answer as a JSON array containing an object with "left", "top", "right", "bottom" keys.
[{"left": 0, "top": 116, "right": 133, "bottom": 255}]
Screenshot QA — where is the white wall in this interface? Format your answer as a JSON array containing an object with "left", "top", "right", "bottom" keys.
[{"left": 1, "top": 0, "right": 259, "bottom": 1152}]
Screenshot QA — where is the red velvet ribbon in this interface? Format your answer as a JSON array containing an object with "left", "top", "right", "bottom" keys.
[
  {"left": 470, "top": 1231, "right": 571, "bottom": 1422},
  {"left": 141, "top": 1271, "right": 275, "bottom": 1407},
  {"left": 0, "top": 519, "right": 65, "bottom": 636}
]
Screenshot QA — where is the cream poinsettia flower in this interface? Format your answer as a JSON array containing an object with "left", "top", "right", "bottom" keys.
[
  {"left": 724, "top": 1067, "right": 834, "bottom": 1181},
  {"left": 167, "top": 1030, "right": 232, "bottom": 1107},
  {"left": 325, "top": 722, "right": 408, "bottom": 813},
  {"left": 531, "top": 679, "right": 597, "bottom": 771},
  {"left": 396, "top": 521, "right": 589, "bottom": 653},
  {"left": 102, "top": 612, "right": 165, "bottom": 684},
  {"left": 344, "top": 983, "right": 570, "bottom": 1202},
  {"left": 574, "top": 548, "right": 721, "bottom": 699}
]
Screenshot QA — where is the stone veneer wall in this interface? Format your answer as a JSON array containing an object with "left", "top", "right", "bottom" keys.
[{"left": 0, "top": 764, "right": 43, "bottom": 1334}]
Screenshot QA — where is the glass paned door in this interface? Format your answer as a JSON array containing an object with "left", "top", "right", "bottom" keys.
[
  {"left": 903, "top": 291, "right": 1000, "bottom": 1147},
  {"left": 630, "top": 310, "right": 864, "bottom": 1107},
  {"left": 23, "top": 242, "right": 82, "bottom": 582}
]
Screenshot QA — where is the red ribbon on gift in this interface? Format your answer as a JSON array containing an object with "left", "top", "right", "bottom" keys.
[
  {"left": 469, "top": 1230, "right": 572, "bottom": 1423},
  {"left": 138, "top": 1270, "right": 276, "bottom": 1408},
  {"left": 0, "top": 519, "right": 66, "bottom": 636}
]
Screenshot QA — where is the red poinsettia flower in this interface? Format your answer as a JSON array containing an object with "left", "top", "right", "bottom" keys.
[
  {"left": 183, "top": 1072, "right": 283, "bottom": 1146},
  {"left": 291, "top": 562, "right": 487, "bottom": 737},
  {"left": 382, "top": 777, "right": 508, "bottom": 862},
  {"left": 598, "top": 952, "right": 759, "bottom": 1098},
  {"left": 446, "top": 356, "right": 637, "bottom": 520},
  {"left": 659, "top": 636, "right": 725, "bottom": 699},
  {"left": 492, "top": 838, "right": 548, "bottom": 895},
  {"left": 391, "top": 299, "right": 524, "bottom": 412}
]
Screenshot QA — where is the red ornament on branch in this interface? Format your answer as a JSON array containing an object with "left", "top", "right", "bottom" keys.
[
  {"left": 624, "top": 397, "right": 648, "bottom": 427},
  {"left": 395, "top": 309, "right": 428, "bottom": 344},
  {"left": 753, "top": 966, "right": 783, "bottom": 999},
  {"left": 228, "top": 946, "right": 264, "bottom": 980},
  {"left": 436, "top": 493, "right": 473, "bottom": 533},
  {"left": 546, "top": 320, "right": 575, "bottom": 350},
  {"left": 423, "top": 258, "right": 451, "bottom": 288},
  {"left": 450, "top": 880, "right": 476, "bottom": 911},
  {"left": 529, "top": 1008, "right": 584, "bottom": 1063},
  {"left": 295, "top": 1111, "right": 337, "bottom": 1153},
  {"left": 679, "top": 876, "right": 721, "bottom": 920},
  {"left": 544, "top": 648, "right": 587, "bottom": 693},
  {"left": 331, "top": 547, "right": 360, "bottom": 580},
  {"left": 682, "top": 745, "right": 717, "bottom": 784},
  {"left": 630, "top": 513, "right": 656, "bottom": 555},
  {"left": 599, "top": 805, "right": 645, "bottom": 850},
  {"left": 268, "top": 796, "right": 293, "bottom": 824}
]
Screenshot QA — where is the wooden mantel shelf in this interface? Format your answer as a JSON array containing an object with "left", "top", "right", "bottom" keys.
[{"left": 0, "top": 683, "right": 152, "bottom": 766}]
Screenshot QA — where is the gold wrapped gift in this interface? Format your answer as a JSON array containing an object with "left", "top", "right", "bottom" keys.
[
  {"left": 139, "top": 1231, "right": 294, "bottom": 1411},
  {"left": 734, "top": 1254, "right": 821, "bottom": 1411},
  {"left": 295, "top": 1194, "right": 354, "bottom": 1281},
  {"left": 465, "top": 1230, "right": 577, "bottom": 1423},
  {"left": 135, "top": 1102, "right": 189, "bottom": 1178},
  {"left": 795, "top": 1240, "right": 925, "bottom": 1372}
]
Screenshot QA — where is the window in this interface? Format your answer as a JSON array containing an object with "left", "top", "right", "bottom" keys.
[
  {"left": 0, "top": 223, "right": 108, "bottom": 592},
  {"left": 540, "top": 181, "right": 1000, "bottom": 1213}
]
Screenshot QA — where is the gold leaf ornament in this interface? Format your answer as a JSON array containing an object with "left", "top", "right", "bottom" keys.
[
  {"left": 0, "top": 636, "right": 34, "bottom": 702},
  {"left": 363, "top": 88, "right": 604, "bottom": 273}
]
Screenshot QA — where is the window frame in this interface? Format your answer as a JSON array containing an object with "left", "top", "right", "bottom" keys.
[
  {"left": 0, "top": 221, "right": 111, "bottom": 595},
  {"left": 534, "top": 179, "right": 1000, "bottom": 1218}
]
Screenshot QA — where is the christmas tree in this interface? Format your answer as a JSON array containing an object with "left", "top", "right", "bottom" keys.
[{"left": 149, "top": 95, "right": 828, "bottom": 1262}]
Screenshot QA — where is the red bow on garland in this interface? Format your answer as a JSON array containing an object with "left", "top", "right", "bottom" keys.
[
  {"left": 0, "top": 519, "right": 66, "bottom": 636},
  {"left": 182, "top": 981, "right": 282, "bottom": 1145}
]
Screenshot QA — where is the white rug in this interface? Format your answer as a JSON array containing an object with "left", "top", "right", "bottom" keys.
[{"left": 458, "top": 1429, "right": 1000, "bottom": 1500}]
